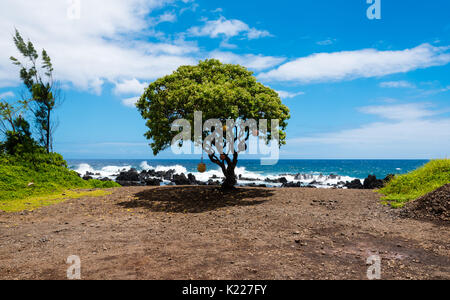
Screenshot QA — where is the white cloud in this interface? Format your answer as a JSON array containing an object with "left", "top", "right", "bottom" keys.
[
  {"left": 114, "top": 79, "right": 148, "bottom": 95},
  {"left": 419, "top": 85, "right": 450, "bottom": 96},
  {"left": 247, "top": 28, "right": 272, "bottom": 40},
  {"left": 316, "top": 38, "right": 335, "bottom": 46},
  {"left": 380, "top": 81, "right": 415, "bottom": 88},
  {"left": 219, "top": 40, "right": 238, "bottom": 49},
  {"left": 259, "top": 44, "right": 450, "bottom": 83},
  {"left": 359, "top": 103, "right": 437, "bottom": 120},
  {"left": 134, "top": 40, "right": 199, "bottom": 55},
  {"left": 0, "top": 91, "right": 14, "bottom": 99},
  {"left": 0, "top": 0, "right": 197, "bottom": 93},
  {"left": 157, "top": 11, "right": 177, "bottom": 23},
  {"left": 276, "top": 90, "right": 304, "bottom": 99},
  {"left": 209, "top": 51, "right": 285, "bottom": 71},
  {"left": 122, "top": 96, "right": 140, "bottom": 107},
  {"left": 188, "top": 16, "right": 271, "bottom": 40},
  {"left": 288, "top": 103, "right": 450, "bottom": 158}
]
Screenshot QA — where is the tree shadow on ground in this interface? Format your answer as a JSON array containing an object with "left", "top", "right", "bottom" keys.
[{"left": 117, "top": 186, "right": 274, "bottom": 213}]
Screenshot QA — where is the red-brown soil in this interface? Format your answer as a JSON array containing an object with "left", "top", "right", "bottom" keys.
[
  {"left": 402, "top": 184, "right": 450, "bottom": 222},
  {"left": 0, "top": 186, "right": 448, "bottom": 280}
]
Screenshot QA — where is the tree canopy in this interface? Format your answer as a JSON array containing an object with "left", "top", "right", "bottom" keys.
[
  {"left": 137, "top": 59, "right": 290, "bottom": 155},
  {"left": 137, "top": 59, "right": 290, "bottom": 189}
]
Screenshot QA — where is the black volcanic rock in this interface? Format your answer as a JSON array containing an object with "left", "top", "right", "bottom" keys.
[
  {"left": 172, "top": 173, "right": 191, "bottom": 185},
  {"left": 207, "top": 179, "right": 221, "bottom": 186},
  {"left": 187, "top": 173, "right": 197, "bottom": 184},
  {"left": 163, "top": 169, "right": 175, "bottom": 180},
  {"left": 345, "top": 179, "right": 364, "bottom": 189},
  {"left": 363, "top": 175, "right": 384, "bottom": 189},
  {"left": 282, "top": 182, "right": 302, "bottom": 188},
  {"left": 265, "top": 177, "right": 289, "bottom": 184},
  {"left": 383, "top": 174, "right": 395, "bottom": 185},
  {"left": 144, "top": 178, "right": 162, "bottom": 186},
  {"left": 279, "top": 177, "right": 288, "bottom": 184},
  {"left": 116, "top": 168, "right": 139, "bottom": 182},
  {"left": 82, "top": 174, "right": 93, "bottom": 181},
  {"left": 246, "top": 183, "right": 267, "bottom": 188}
]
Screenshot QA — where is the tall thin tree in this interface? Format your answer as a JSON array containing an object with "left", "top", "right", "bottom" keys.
[{"left": 10, "top": 29, "right": 62, "bottom": 153}]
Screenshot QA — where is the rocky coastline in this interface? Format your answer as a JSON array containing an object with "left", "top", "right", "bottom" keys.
[{"left": 80, "top": 168, "right": 394, "bottom": 190}]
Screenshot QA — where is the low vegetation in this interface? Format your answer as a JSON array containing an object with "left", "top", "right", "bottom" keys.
[
  {"left": 379, "top": 159, "right": 450, "bottom": 208},
  {"left": 0, "top": 152, "right": 119, "bottom": 212},
  {"left": 0, "top": 190, "right": 113, "bottom": 213},
  {"left": 0, "top": 31, "right": 119, "bottom": 213}
]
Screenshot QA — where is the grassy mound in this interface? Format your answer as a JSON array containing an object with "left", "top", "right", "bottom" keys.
[
  {"left": 0, "top": 152, "right": 120, "bottom": 210},
  {"left": 379, "top": 159, "right": 450, "bottom": 208}
]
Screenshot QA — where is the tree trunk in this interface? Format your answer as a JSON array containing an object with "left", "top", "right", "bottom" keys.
[
  {"left": 208, "top": 152, "right": 238, "bottom": 190},
  {"left": 46, "top": 106, "right": 50, "bottom": 153},
  {"left": 222, "top": 167, "right": 237, "bottom": 190}
]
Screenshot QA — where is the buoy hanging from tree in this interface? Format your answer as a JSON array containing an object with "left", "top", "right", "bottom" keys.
[
  {"left": 197, "top": 152, "right": 206, "bottom": 173},
  {"left": 197, "top": 163, "right": 206, "bottom": 173}
]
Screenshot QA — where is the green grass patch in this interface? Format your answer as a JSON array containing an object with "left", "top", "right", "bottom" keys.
[
  {"left": 0, "top": 153, "right": 120, "bottom": 208},
  {"left": 0, "top": 189, "right": 113, "bottom": 212},
  {"left": 379, "top": 159, "right": 450, "bottom": 208}
]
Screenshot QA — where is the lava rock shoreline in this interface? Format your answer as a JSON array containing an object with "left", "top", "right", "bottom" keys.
[{"left": 80, "top": 168, "right": 394, "bottom": 190}]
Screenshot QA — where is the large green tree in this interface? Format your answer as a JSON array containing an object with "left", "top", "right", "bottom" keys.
[
  {"left": 137, "top": 59, "right": 290, "bottom": 189},
  {"left": 10, "top": 29, "right": 61, "bottom": 153}
]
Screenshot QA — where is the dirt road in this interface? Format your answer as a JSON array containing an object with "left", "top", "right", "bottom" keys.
[{"left": 0, "top": 186, "right": 448, "bottom": 279}]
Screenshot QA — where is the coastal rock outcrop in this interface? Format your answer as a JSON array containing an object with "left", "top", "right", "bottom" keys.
[
  {"left": 344, "top": 179, "right": 364, "bottom": 189},
  {"left": 107, "top": 168, "right": 394, "bottom": 190},
  {"left": 82, "top": 172, "right": 93, "bottom": 181},
  {"left": 245, "top": 183, "right": 267, "bottom": 188},
  {"left": 116, "top": 168, "right": 140, "bottom": 182},
  {"left": 144, "top": 178, "right": 162, "bottom": 186},
  {"left": 363, "top": 175, "right": 384, "bottom": 189},
  {"left": 282, "top": 182, "right": 302, "bottom": 188},
  {"left": 172, "top": 173, "right": 191, "bottom": 185},
  {"left": 344, "top": 175, "right": 386, "bottom": 190},
  {"left": 113, "top": 169, "right": 200, "bottom": 187}
]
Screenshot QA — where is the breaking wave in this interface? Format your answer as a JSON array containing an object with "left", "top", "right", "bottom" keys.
[{"left": 71, "top": 161, "right": 362, "bottom": 188}]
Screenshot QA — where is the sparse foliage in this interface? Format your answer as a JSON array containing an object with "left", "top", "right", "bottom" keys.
[
  {"left": 10, "top": 29, "right": 61, "bottom": 153},
  {"left": 0, "top": 99, "right": 28, "bottom": 134}
]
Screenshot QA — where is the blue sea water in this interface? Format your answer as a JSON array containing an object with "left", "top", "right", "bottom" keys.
[{"left": 68, "top": 159, "right": 429, "bottom": 181}]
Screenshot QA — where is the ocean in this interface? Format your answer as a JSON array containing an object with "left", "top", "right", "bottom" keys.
[{"left": 67, "top": 159, "right": 429, "bottom": 188}]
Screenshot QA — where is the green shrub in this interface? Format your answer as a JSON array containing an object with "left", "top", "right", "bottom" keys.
[
  {"left": 379, "top": 159, "right": 450, "bottom": 208},
  {"left": 0, "top": 152, "right": 120, "bottom": 203}
]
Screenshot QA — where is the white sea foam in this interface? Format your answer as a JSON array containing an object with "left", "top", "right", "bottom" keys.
[
  {"left": 140, "top": 161, "right": 153, "bottom": 170},
  {"left": 155, "top": 165, "right": 187, "bottom": 175},
  {"left": 73, "top": 163, "right": 131, "bottom": 179},
  {"left": 140, "top": 161, "right": 188, "bottom": 175},
  {"left": 191, "top": 168, "right": 223, "bottom": 182},
  {"left": 74, "top": 163, "right": 94, "bottom": 175},
  {"left": 72, "top": 161, "right": 363, "bottom": 188},
  {"left": 190, "top": 166, "right": 359, "bottom": 188}
]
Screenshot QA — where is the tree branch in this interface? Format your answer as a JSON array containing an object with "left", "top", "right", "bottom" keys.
[{"left": 209, "top": 153, "right": 226, "bottom": 174}]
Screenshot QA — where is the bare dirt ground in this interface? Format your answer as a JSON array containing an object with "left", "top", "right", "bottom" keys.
[{"left": 0, "top": 186, "right": 449, "bottom": 280}]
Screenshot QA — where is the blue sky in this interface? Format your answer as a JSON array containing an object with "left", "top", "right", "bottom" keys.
[{"left": 0, "top": 0, "right": 449, "bottom": 159}]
